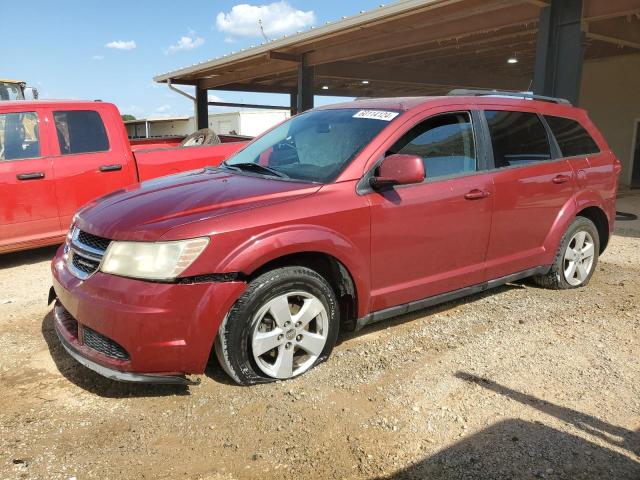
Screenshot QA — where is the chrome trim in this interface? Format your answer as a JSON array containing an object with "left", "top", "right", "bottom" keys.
[
  {"left": 66, "top": 226, "right": 109, "bottom": 280},
  {"left": 70, "top": 231, "right": 106, "bottom": 258}
]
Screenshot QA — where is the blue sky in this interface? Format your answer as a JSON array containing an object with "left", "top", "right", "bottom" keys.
[{"left": 2, "top": 0, "right": 386, "bottom": 119}]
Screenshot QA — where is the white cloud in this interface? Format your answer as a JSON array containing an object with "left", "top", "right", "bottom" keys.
[
  {"left": 216, "top": 1, "right": 315, "bottom": 39},
  {"left": 165, "top": 33, "right": 204, "bottom": 54},
  {"left": 105, "top": 40, "right": 136, "bottom": 50},
  {"left": 156, "top": 104, "right": 171, "bottom": 113},
  {"left": 92, "top": 55, "right": 104, "bottom": 61}
]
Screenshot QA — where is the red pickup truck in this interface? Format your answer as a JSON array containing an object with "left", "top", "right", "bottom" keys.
[{"left": 0, "top": 100, "right": 248, "bottom": 253}]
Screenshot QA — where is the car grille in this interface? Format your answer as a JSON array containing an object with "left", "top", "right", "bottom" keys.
[
  {"left": 71, "top": 254, "right": 100, "bottom": 274},
  {"left": 83, "top": 326, "right": 130, "bottom": 361},
  {"left": 77, "top": 230, "right": 111, "bottom": 251},
  {"left": 66, "top": 227, "right": 111, "bottom": 279}
]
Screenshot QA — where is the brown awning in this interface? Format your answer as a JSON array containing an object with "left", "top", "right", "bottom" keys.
[{"left": 154, "top": 0, "right": 640, "bottom": 97}]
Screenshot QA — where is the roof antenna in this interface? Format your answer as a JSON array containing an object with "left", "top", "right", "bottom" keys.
[{"left": 258, "top": 19, "right": 270, "bottom": 42}]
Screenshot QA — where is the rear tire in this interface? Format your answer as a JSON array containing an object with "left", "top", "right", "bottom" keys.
[
  {"left": 180, "top": 128, "right": 221, "bottom": 147},
  {"left": 215, "top": 266, "right": 339, "bottom": 385},
  {"left": 533, "top": 216, "right": 599, "bottom": 290}
]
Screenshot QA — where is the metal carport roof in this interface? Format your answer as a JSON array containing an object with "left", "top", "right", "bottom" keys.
[{"left": 154, "top": 0, "right": 640, "bottom": 99}]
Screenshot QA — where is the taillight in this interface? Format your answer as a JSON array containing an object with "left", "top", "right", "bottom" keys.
[{"left": 613, "top": 154, "right": 622, "bottom": 175}]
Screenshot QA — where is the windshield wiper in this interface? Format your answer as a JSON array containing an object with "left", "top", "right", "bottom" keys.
[{"left": 221, "top": 161, "right": 289, "bottom": 179}]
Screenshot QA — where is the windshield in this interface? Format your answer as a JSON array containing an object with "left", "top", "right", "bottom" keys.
[{"left": 222, "top": 108, "right": 399, "bottom": 183}]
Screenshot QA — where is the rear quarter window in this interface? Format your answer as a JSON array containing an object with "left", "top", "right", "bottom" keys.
[
  {"left": 54, "top": 110, "right": 109, "bottom": 155},
  {"left": 544, "top": 115, "right": 600, "bottom": 157}
]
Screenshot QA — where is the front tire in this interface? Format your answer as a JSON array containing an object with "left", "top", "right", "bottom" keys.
[
  {"left": 534, "top": 216, "right": 599, "bottom": 290},
  {"left": 215, "top": 266, "right": 339, "bottom": 385}
]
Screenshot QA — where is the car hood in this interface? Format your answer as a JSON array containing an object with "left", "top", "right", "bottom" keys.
[{"left": 76, "top": 168, "right": 321, "bottom": 241}]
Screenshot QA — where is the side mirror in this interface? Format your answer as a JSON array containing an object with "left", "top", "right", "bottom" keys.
[{"left": 370, "top": 154, "right": 425, "bottom": 189}]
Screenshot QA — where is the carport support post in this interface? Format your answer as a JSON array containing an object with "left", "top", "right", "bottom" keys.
[
  {"left": 195, "top": 82, "right": 209, "bottom": 130},
  {"left": 297, "top": 54, "right": 314, "bottom": 112},
  {"left": 533, "top": 0, "right": 584, "bottom": 105},
  {"left": 290, "top": 93, "right": 298, "bottom": 116}
]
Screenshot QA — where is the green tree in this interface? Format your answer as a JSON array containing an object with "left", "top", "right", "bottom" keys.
[{"left": 121, "top": 114, "right": 136, "bottom": 121}]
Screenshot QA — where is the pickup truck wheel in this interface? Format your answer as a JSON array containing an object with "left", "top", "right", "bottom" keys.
[
  {"left": 180, "top": 128, "right": 221, "bottom": 147},
  {"left": 215, "top": 266, "right": 339, "bottom": 385},
  {"left": 533, "top": 217, "right": 599, "bottom": 290}
]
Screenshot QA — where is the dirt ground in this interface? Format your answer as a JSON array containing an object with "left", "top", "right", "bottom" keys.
[{"left": 1, "top": 194, "right": 639, "bottom": 480}]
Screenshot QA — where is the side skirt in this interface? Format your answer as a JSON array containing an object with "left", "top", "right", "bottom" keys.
[{"left": 355, "top": 265, "right": 550, "bottom": 331}]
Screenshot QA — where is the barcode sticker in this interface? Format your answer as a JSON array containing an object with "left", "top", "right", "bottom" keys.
[{"left": 352, "top": 110, "right": 399, "bottom": 121}]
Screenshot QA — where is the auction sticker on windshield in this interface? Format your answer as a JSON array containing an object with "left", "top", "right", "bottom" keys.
[{"left": 352, "top": 110, "right": 399, "bottom": 121}]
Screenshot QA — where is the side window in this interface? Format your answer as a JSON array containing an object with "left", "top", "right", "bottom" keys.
[
  {"left": 484, "top": 110, "right": 551, "bottom": 168},
  {"left": 53, "top": 110, "right": 109, "bottom": 155},
  {"left": 544, "top": 115, "right": 600, "bottom": 157},
  {"left": 388, "top": 112, "right": 476, "bottom": 180},
  {"left": 0, "top": 112, "right": 40, "bottom": 161}
]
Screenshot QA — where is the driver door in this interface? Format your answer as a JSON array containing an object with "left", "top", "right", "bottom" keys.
[
  {"left": 367, "top": 109, "right": 494, "bottom": 311},
  {"left": 0, "top": 108, "right": 60, "bottom": 251}
]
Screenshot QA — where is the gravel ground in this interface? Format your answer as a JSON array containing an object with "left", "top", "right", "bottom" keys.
[{"left": 1, "top": 195, "right": 639, "bottom": 480}]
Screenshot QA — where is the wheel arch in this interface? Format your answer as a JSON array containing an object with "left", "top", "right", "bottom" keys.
[
  {"left": 217, "top": 225, "right": 370, "bottom": 326},
  {"left": 249, "top": 252, "right": 359, "bottom": 330},
  {"left": 576, "top": 205, "right": 609, "bottom": 253},
  {"left": 543, "top": 190, "right": 610, "bottom": 262}
]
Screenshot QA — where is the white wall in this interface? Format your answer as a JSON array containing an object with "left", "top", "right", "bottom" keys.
[
  {"left": 239, "top": 110, "right": 290, "bottom": 136},
  {"left": 580, "top": 53, "right": 640, "bottom": 187},
  {"left": 148, "top": 119, "right": 192, "bottom": 137},
  {"left": 125, "top": 119, "right": 193, "bottom": 138},
  {"left": 208, "top": 112, "right": 240, "bottom": 134},
  {"left": 208, "top": 110, "right": 289, "bottom": 135},
  {"left": 126, "top": 110, "right": 291, "bottom": 139}
]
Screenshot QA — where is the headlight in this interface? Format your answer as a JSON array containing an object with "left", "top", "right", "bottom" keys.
[{"left": 100, "top": 237, "right": 209, "bottom": 280}]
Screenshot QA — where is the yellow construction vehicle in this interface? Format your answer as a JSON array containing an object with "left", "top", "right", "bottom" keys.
[{"left": 0, "top": 79, "right": 38, "bottom": 101}]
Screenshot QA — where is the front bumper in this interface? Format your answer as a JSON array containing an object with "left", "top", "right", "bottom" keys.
[
  {"left": 51, "top": 245, "right": 246, "bottom": 380},
  {"left": 53, "top": 305, "right": 198, "bottom": 385}
]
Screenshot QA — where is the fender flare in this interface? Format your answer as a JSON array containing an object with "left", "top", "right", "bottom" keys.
[
  {"left": 218, "top": 224, "right": 371, "bottom": 317},
  {"left": 542, "top": 189, "right": 607, "bottom": 263}
]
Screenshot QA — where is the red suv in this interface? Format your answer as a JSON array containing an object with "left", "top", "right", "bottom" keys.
[{"left": 50, "top": 91, "right": 621, "bottom": 386}]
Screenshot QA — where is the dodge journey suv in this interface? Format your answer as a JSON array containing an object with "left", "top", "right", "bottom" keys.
[{"left": 50, "top": 91, "right": 621, "bottom": 385}]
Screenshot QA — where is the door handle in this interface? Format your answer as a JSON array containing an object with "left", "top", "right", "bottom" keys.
[
  {"left": 99, "top": 164, "right": 122, "bottom": 172},
  {"left": 464, "top": 189, "right": 490, "bottom": 200},
  {"left": 552, "top": 174, "right": 571, "bottom": 184},
  {"left": 16, "top": 172, "right": 45, "bottom": 180}
]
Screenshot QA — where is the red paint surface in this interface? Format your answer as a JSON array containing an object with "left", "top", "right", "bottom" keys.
[
  {"left": 51, "top": 96, "right": 620, "bottom": 376},
  {"left": 0, "top": 100, "right": 248, "bottom": 253}
]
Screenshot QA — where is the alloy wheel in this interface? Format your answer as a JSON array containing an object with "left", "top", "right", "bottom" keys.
[
  {"left": 563, "top": 230, "right": 595, "bottom": 286},
  {"left": 251, "top": 291, "right": 328, "bottom": 379}
]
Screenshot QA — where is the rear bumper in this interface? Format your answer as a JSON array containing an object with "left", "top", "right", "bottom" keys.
[{"left": 51, "top": 245, "right": 246, "bottom": 378}]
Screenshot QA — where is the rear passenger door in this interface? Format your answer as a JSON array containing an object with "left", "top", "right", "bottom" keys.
[
  {"left": 481, "top": 109, "right": 576, "bottom": 279},
  {"left": 51, "top": 108, "right": 131, "bottom": 229},
  {"left": 543, "top": 115, "right": 613, "bottom": 212},
  {"left": 0, "top": 108, "right": 60, "bottom": 250},
  {"left": 368, "top": 109, "right": 494, "bottom": 311}
]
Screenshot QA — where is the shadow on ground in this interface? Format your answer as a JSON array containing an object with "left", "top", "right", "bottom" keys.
[
  {"left": 376, "top": 373, "right": 639, "bottom": 480},
  {"left": 41, "top": 310, "right": 191, "bottom": 398},
  {"left": 0, "top": 245, "right": 59, "bottom": 269}
]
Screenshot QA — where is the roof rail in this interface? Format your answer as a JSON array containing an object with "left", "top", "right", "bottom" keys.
[{"left": 447, "top": 89, "right": 571, "bottom": 105}]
